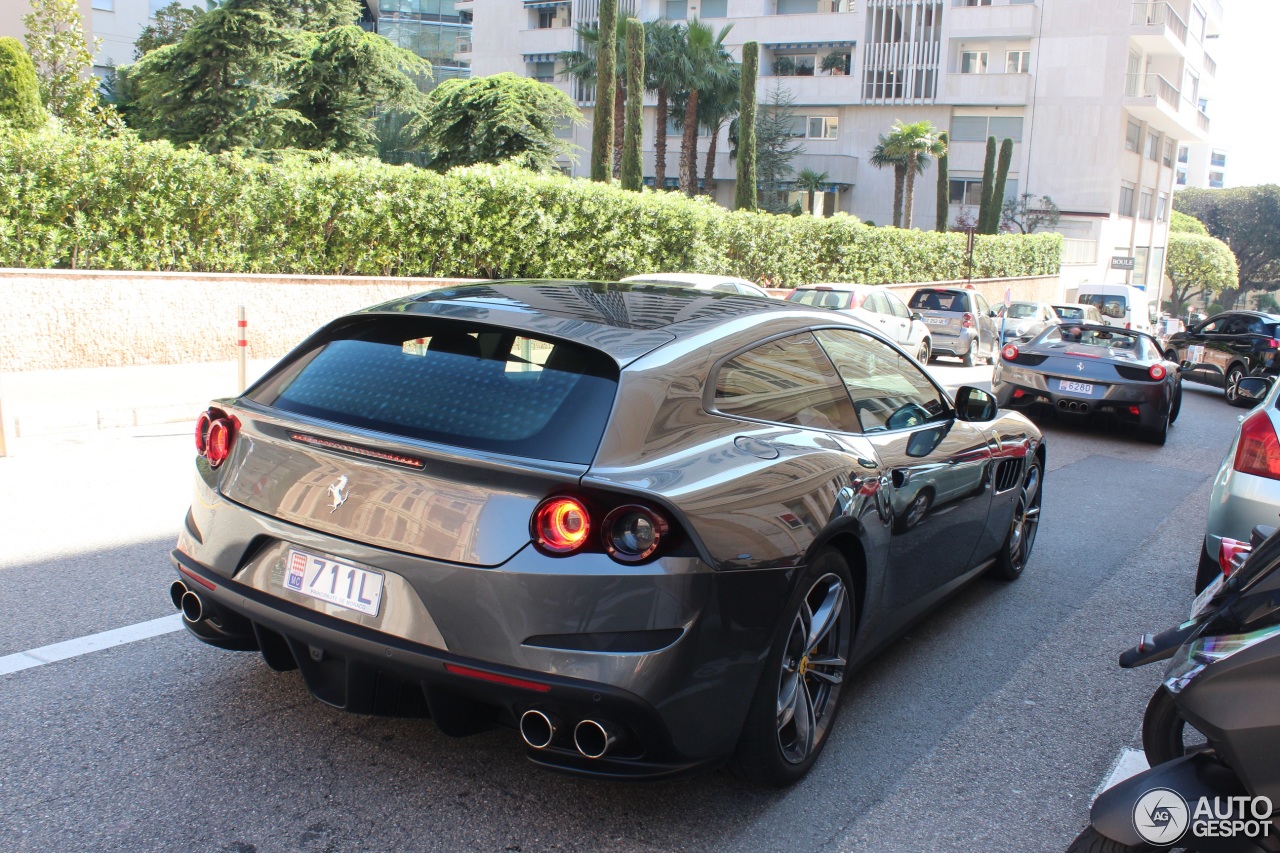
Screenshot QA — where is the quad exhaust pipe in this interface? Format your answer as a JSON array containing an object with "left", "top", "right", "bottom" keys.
[
  {"left": 1057, "top": 399, "right": 1090, "bottom": 414},
  {"left": 169, "top": 579, "right": 206, "bottom": 624},
  {"left": 519, "top": 711, "right": 622, "bottom": 759}
]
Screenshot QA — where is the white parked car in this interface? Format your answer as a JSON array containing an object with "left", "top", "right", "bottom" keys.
[
  {"left": 619, "top": 272, "right": 771, "bottom": 298},
  {"left": 786, "top": 283, "right": 933, "bottom": 364}
]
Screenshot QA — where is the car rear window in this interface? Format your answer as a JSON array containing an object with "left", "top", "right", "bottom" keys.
[
  {"left": 789, "top": 289, "right": 854, "bottom": 310},
  {"left": 1006, "top": 303, "right": 1040, "bottom": 319},
  {"left": 247, "top": 316, "right": 619, "bottom": 465},
  {"left": 1053, "top": 306, "right": 1085, "bottom": 320},
  {"left": 908, "top": 290, "right": 965, "bottom": 312},
  {"left": 1079, "top": 294, "right": 1127, "bottom": 320}
]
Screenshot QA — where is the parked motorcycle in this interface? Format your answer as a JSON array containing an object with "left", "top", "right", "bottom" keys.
[{"left": 1069, "top": 525, "right": 1280, "bottom": 853}]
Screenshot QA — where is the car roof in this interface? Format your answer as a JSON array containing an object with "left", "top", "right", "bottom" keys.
[
  {"left": 367, "top": 280, "right": 818, "bottom": 363},
  {"left": 619, "top": 272, "right": 756, "bottom": 288},
  {"left": 795, "top": 282, "right": 866, "bottom": 293}
]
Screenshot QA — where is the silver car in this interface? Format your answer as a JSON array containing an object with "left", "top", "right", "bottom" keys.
[
  {"left": 786, "top": 283, "right": 933, "bottom": 364},
  {"left": 619, "top": 272, "right": 771, "bottom": 298},
  {"left": 997, "top": 301, "right": 1060, "bottom": 344},
  {"left": 169, "top": 281, "right": 1046, "bottom": 785},
  {"left": 1197, "top": 375, "right": 1280, "bottom": 591}
]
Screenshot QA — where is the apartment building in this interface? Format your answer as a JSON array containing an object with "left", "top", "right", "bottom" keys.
[
  {"left": 467, "top": 0, "right": 1224, "bottom": 295},
  {"left": 1176, "top": 142, "right": 1228, "bottom": 189}
]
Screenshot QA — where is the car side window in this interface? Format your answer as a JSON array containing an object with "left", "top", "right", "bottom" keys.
[
  {"left": 864, "top": 291, "right": 890, "bottom": 315},
  {"left": 1199, "top": 317, "right": 1225, "bottom": 334},
  {"left": 975, "top": 294, "right": 992, "bottom": 316},
  {"left": 713, "top": 332, "right": 859, "bottom": 432},
  {"left": 814, "top": 329, "right": 949, "bottom": 433},
  {"left": 712, "top": 282, "right": 738, "bottom": 292},
  {"left": 885, "top": 291, "right": 911, "bottom": 319}
]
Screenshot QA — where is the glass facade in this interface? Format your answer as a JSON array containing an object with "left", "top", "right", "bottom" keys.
[{"left": 376, "top": 0, "right": 472, "bottom": 86}]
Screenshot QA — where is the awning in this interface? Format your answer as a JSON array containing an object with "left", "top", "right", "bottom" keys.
[
  {"left": 524, "top": 0, "right": 570, "bottom": 7},
  {"left": 763, "top": 41, "right": 856, "bottom": 50},
  {"left": 522, "top": 53, "right": 558, "bottom": 63}
]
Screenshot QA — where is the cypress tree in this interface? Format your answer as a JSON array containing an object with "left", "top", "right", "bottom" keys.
[
  {"left": 590, "top": 0, "right": 617, "bottom": 182},
  {"left": 0, "top": 37, "right": 47, "bottom": 131},
  {"left": 978, "top": 135, "right": 997, "bottom": 234},
  {"left": 620, "top": 19, "right": 644, "bottom": 190},
  {"left": 735, "top": 41, "right": 759, "bottom": 211},
  {"left": 935, "top": 130, "right": 948, "bottom": 232},
  {"left": 988, "top": 137, "right": 1014, "bottom": 234}
]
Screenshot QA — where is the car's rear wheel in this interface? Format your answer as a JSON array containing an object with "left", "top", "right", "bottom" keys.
[
  {"left": 992, "top": 458, "right": 1042, "bottom": 581},
  {"left": 1164, "top": 349, "right": 1178, "bottom": 363},
  {"left": 1145, "top": 406, "right": 1170, "bottom": 445},
  {"left": 917, "top": 338, "right": 931, "bottom": 364},
  {"left": 962, "top": 342, "right": 977, "bottom": 367},
  {"left": 732, "top": 549, "right": 855, "bottom": 786},
  {"left": 1169, "top": 382, "right": 1182, "bottom": 424},
  {"left": 1225, "top": 364, "right": 1247, "bottom": 407},
  {"left": 1143, "top": 685, "right": 1210, "bottom": 765},
  {"left": 1195, "top": 543, "right": 1220, "bottom": 594}
]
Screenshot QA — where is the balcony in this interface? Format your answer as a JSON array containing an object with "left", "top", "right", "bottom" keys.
[
  {"left": 760, "top": 72, "right": 858, "bottom": 106},
  {"left": 519, "top": 26, "right": 577, "bottom": 57},
  {"left": 639, "top": 151, "right": 857, "bottom": 188},
  {"left": 1130, "top": 2, "right": 1189, "bottom": 56},
  {"left": 1203, "top": 51, "right": 1216, "bottom": 77},
  {"left": 938, "top": 72, "right": 1033, "bottom": 106},
  {"left": 948, "top": 0, "right": 1039, "bottom": 40},
  {"left": 1123, "top": 72, "right": 1209, "bottom": 140}
]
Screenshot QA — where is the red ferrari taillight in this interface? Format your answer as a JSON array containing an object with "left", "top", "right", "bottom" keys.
[
  {"left": 1219, "top": 538, "right": 1252, "bottom": 578},
  {"left": 603, "top": 505, "right": 669, "bottom": 563},
  {"left": 532, "top": 495, "right": 592, "bottom": 554},
  {"left": 1148, "top": 363, "right": 1167, "bottom": 381},
  {"left": 962, "top": 312, "right": 976, "bottom": 329},
  {"left": 1234, "top": 411, "right": 1280, "bottom": 480},
  {"left": 195, "top": 409, "right": 237, "bottom": 467},
  {"left": 1267, "top": 338, "right": 1279, "bottom": 350},
  {"left": 194, "top": 412, "right": 212, "bottom": 454},
  {"left": 1001, "top": 344, "right": 1019, "bottom": 361}
]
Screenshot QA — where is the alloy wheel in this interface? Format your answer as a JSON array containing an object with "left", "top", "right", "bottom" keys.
[
  {"left": 1007, "top": 464, "right": 1042, "bottom": 571},
  {"left": 775, "top": 573, "right": 850, "bottom": 765}
]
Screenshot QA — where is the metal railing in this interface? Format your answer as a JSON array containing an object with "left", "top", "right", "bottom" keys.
[
  {"left": 1131, "top": 2, "right": 1188, "bottom": 44},
  {"left": 455, "top": 38, "right": 473, "bottom": 52},
  {"left": 1125, "top": 72, "right": 1180, "bottom": 108}
]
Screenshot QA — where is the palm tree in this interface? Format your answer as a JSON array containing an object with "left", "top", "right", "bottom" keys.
[
  {"left": 882, "top": 119, "right": 947, "bottom": 229},
  {"left": 869, "top": 136, "right": 907, "bottom": 227},
  {"left": 696, "top": 58, "right": 740, "bottom": 195},
  {"left": 645, "top": 20, "right": 686, "bottom": 190},
  {"left": 675, "top": 19, "right": 736, "bottom": 196},
  {"left": 795, "top": 168, "right": 829, "bottom": 216}
]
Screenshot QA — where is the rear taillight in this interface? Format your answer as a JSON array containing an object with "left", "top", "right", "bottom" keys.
[
  {"left": 962, "top": 312, "right": 976, "bottom": 329},
  {"left": 532, "top": 495, "right": 591, "bottom": 554},
  {"left": 603, "top": 505, "right": 669, "bottom": 562},
  {"left": 195, "top": 408, "right": 237, "bottom": 468},
  {"left": 1125, "top": 322, "right": 1132, "bottom": 330},
  {"left": 1267, "top": 338, "right": 1279, "bottom": 349},
  {"left": 1218, "top": 538, "right": 1252, "bottom": 578},
  {"left": 1001, "top": 344, "right": 1019, "bottom": 361},
  {"left": 1148, "top": 363, "right": 1166, "bottom": 381},
  {"left": 1234, "top": 411, "right": 1280, "bottom": 480}
]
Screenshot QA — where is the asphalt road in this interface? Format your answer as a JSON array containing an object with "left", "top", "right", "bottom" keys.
[{"left": 0, "top": 365, "right": 1251, "bottom": 853}]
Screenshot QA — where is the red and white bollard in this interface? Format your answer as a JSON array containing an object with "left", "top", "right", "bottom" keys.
[{"left": 237, "top": 306, "right": 247, "bottom": 393}]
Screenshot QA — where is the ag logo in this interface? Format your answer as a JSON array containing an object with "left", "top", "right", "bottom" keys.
[{"left": 1133, "top": 787, "right": 1189, "bottom": 845}]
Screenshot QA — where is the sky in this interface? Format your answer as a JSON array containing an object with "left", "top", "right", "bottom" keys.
[{"left": 1210, "top": 0, "right": 1278, "bottom": 187}]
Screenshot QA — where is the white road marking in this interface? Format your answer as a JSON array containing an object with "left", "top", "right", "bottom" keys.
[
  {"left": 1095, "top": 747, "right": 1151, "bottom": 800},
  {"left": 0, "top": 614, "right": 183, "bottom": 676}
]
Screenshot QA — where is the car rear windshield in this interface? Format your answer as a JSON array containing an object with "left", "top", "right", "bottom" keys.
[
  {"left": 1053, "top": 306, "right": 1085, "bottom": 320},
  {"left": 908, "top": 290, "right": 966, "bottom": 312},
  {"left": 1006, "top": 303, "right": 1040, "bottom": 319},
  {"left": 789, "top": 289, "right": 854, "bottom": 310},
  {"left": 1079, "top": 294, "right": 1127, "bottom": 320},
  {"left": 247, "top": 316, "right": 620, "bottom": 465}
]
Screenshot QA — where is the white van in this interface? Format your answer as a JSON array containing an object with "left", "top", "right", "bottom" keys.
[{"left": 1072, "top": 284, "right": 1158, "bottom": 334}]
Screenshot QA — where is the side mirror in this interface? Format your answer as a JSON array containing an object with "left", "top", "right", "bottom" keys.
[
  {"left": 954, "top": 386, "right": 998, "bottom": 422},
  {"left": 911, "top": 311, "right": 923, "bottom": 321},
  {"left": 1237, "top": 376, "right": 1274, "bottom": 402},
  {"left": 1179, "top": 360, "right": 1194, "bottom": 372},
  {"left": 988, "top": 309, "right": 1000, "bottom": 318}
]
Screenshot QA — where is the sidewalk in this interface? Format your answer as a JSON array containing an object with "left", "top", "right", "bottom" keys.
[{"left": 0, "top": 359, "right": 278, "bottom": 440}]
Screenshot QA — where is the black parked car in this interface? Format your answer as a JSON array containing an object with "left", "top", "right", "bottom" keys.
[{"left": 1164, "top": 311, "right": 1280, "bottom": 406}]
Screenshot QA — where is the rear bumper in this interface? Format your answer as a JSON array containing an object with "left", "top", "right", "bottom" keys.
[
  {"left": 929, "top": 329, "right": 977, "bottom": 357},
  {"left": 993, "top": 365, "right": 1170, "bottom": 426},
  {"left": 169, "top": 546, "right": 787, "bottom": 780},
  {"left": 1204, "top": 452, "right": 1280, "bottom": 565}
]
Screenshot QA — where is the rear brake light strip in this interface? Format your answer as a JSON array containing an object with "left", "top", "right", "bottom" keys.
[{"left": 289, "top": 433, "right": 425, "bottom": 469}]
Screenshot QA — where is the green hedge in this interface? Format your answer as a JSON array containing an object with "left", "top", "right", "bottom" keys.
[{"left": 0, "top": 130, "right": 1062, "bottom": 284}]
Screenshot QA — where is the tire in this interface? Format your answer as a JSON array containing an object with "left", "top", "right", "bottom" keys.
[
  {"left": 916, "top": 338, "right": 931, "bottom": 365},
  {"left": 1143, "top": 686, "right": 1210, "bottom": 766},
  {"left": 731, "top": 549, "right": 856, "bottom": 786},
  {"left": 1225, "top": 364, "right": 1248, "bottom": 407},
  {"left": 1169, "top": 382, "right": 1182, "bottom": 424},
  {"left": 991, "top": 458, "right": 1042, "bottom": 581},
  {"left": 962, "top": 342, "right": 977, "bottom": 368},
  {"left": 1195, "top": 543, "right": 1220, "bottom": 594},
  {"left": 1065, "top": 826, "right": 1151, "bottom": 853},
  {"left": 1145, "top": 408, "right": 1170, "bottom": 446},
  {"left": 1165, "top": 349, "right": 1178, "bottom": 363}
]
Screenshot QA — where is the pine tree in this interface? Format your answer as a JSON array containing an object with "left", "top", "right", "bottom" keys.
[
  {"left": 734, "top": 41, "right": 758, "bottom": 211},
  {"left": 590, "top": 0, "right": 617, "bottom": 182},
  {"left": 978, "top": 136, "right": 997, "bottom": 234},
  {"left": 988, "top": 137, "right": 1014, "bottom": 234},
  {"left": 0, "top": 37, "right": 47, "bottom": 131},
  {"left": 935, "top": 130, "right": 949, "bottom": 232},
  {"left": 620, "top": 19, "right": 645, "bottom": 191}
]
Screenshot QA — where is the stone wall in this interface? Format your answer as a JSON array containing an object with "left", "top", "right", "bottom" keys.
[{"left": 0, "top": 269, "right": 1062, "bottom": 372}]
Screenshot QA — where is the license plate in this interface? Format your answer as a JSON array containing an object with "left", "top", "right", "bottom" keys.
[
  {"left": 284, "top": 549, "right": 384, "bottom": 617},
  {"left": 1191, "top": 573, "right": 1224, "bottom": 618},
  {"left": 923, "top": 317, "right": 948, "bottom": 326},
  {"left": 1058, "top": 380, "right": 1094, "bottom": 395}
]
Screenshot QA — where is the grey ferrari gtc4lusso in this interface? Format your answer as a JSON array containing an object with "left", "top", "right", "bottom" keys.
[{"left": 169, "top": 281, "right": 1046, "bottom": 785}]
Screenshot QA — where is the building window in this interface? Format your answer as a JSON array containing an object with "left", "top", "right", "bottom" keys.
[
  {"left": 1006, "top": 50, "right": 1030, "bottom": 74},
  {"left": 1176, "top": 168, "right": 1187, "bottom": 186},
  {"left": 666, "top": 115, "right": 713, "bottom": 137},
  {"left": 1119, "top": 184, "right": 1136, "bottom": 217},
  {"left": 1133, "top": 247, "right": 1150, "bottom": 287},
  {"left": 772, "top": 53, "right": 816, "bottom": 76},
  {"left": 960, "top": 51, "right": 988, "bottom": 74},
  {"left": 1156, "top": 194, "right": 1168, "bottom": 222},
  {"left": 665, "top": 0, "right": 687, "bottom": 19},
  {"left": 702, "top": 0, "right": 728, "bottom": 15},
  {"left": 1125, "top": 121, "right": 1141, "bottom": 153},
  {"left": 807, "top": 116, "right": 839, "bottom": 139},
  {"left": 529, "top": 61, "right": 555, "bottom": 82},
  {"left": 951, "top": 115, "right": 1024, "bottom": 142},
  {"left": 1139, "top": 190, "right": 1154, "bottom": 220},
  {"left": 1210, "top": 151, "right": 1227, "bottom": 168},
  {"left": 949, "top": 179, "right": 984, "bottom": 206},
  {"left": 92, "top": 0, "right": 113, "bottom": 8},
  {"left": 957, "top": 0, "right": 993, "bottom": 5},
  {"left": 1209, "top": 171, "right": 1225, "bottom": 189},
  {"left": 1163, "top": 140, "right": 1174, "bottom": 167},
  {"left": 1144, "top": 133, "right": 1159, "bottom": 161},
  {"left": 1177, "top": 146, "right": 1189, "bottom": 164}
]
